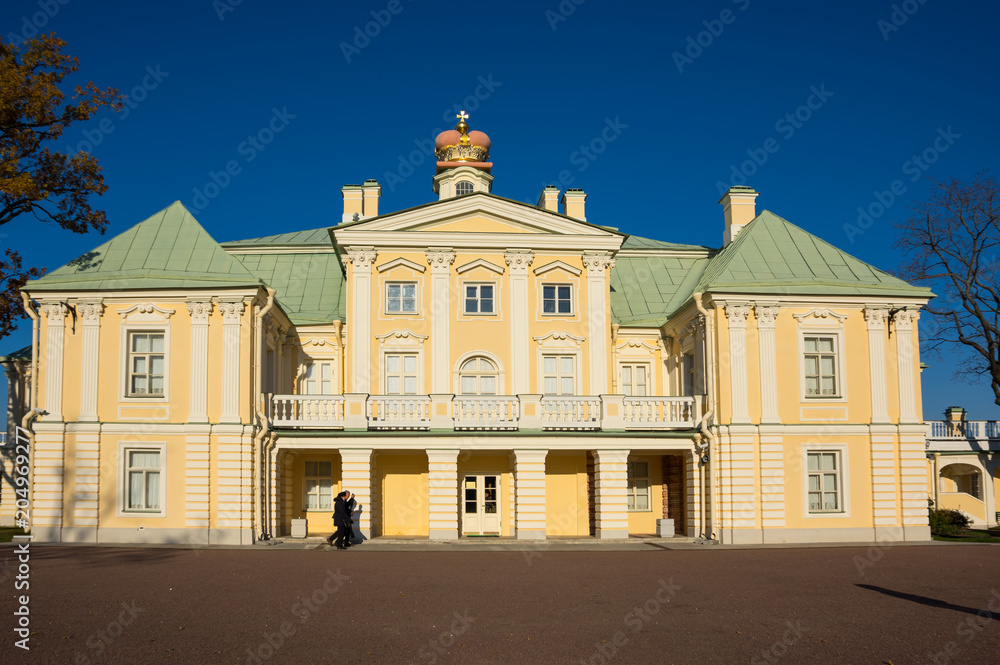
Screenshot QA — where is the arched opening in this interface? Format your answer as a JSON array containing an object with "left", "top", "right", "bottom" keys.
[
  {"left": 940, "top": 463, "right": 983, "bottom": 499},
  {"left": 459, "top": 357, "right": 498, "bottom": 395}
]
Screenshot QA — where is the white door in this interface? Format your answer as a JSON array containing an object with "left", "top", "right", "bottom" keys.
[{"left": 462, "top": 475, "right": 501, "bottom": 535}]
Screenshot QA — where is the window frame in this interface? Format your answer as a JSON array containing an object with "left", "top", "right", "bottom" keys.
[
  {"left": 303, "top": 459, "right": 334, "bottom": 511},
  {"left": 383, "top": 351, "right": 421, "bottom": 395},
  {"left": 797, "top": 327, "right": 847, "bottom": 403},
  {"left": 541, "top": 353, "right": 577, "bottom": 395},
  {"left": 117, "top": 441, "right": 167, "bottom": 517},
  {"left": 541, "top": 283, "right": 575, "bottom": 317},
  {"left": 299, "top": 359, "right": 337, "bottom": 395},
  {"left": 627, "top": 460, "right": 651, "bottom": 512},
  {"left": 455, "top": 180, "right": 475, "bottom": 196},
  {"left": 385, "top": 281, "right": 419, "bottom": 315},
  {"left": 120, "top": 325, "right": 170, "bottom": 402},
  {"left": 620, "top": 362, "right": 650, "bottom": 397},
  {"left": 462, "top": 282, "right": 497, "bottom": 316},
  {"left": 801, "top": 444, "right": 850, "bottom": 519},
  {"left": 458, "top": 356, "right": 500, "bottom": 395}
]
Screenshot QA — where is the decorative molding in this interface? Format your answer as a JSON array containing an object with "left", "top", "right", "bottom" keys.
[
  {"left": 425, "top": 249, "right": 457, "bottom": 273},
  {"left": 345, "top": 248, "right": 378, "bottom": 271},
  {"left": 793, "top": 308, "right": 848, "bottom": 323},
  {"left": 504, "top": 251, "right": 535, "bottom": 276},
  {"left": 78, "top": 301, "right": 104, "bottom": 323},
  {"left": 581, "top": 253, "right": 615, "bottom": 276},
  {"left": 892, "top": 309, "right": 918, "bottom": 331},
  {"left": 724, "top": 304, "right": 752, "bottom": 328},
  {"left": 117, "top": 303, "right": 175, "bottom": 320},
  {"left": 615, "top": 339, "right": 659, "bottom": 352},
  {"left": 299, "top": 337, "right": 340, "bottom": 348},
  {"left": 186, "top": 301, "right": 213, "bottom": 324},
  {"left": 376, "top": 257, "right": 426, "bottom": 274},
  {"left": 375, "top": 329, "right": 428, "bottom": 344},
  {"left": 863, "top": 307, "right": 887, "bottom": 330},
  {"left": 456, "top": 258, "right": 505, "bottom": 275},
  {"left": 755, "top": 305, "right": 779, "bottom": 328},
  {"left": 218, "top": 301, "right": 246, "bottom": 324},
  {"left": 533, "top": 260, "right": 582, "bottom": 277},
  {"left": 40, "top": 302, "right": 68, "bottom": 321},
  {"left": 533, "top": 331, "right": 585, "bottom": 346}
]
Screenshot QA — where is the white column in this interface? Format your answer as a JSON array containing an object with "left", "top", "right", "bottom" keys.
[
  {"left": 505, "top": 252, "right": 534, "bottom": 394},
  {"left": 77, "top": 301, "right": 102, "bottom": 422},
  {"left": 583, "top": 254, "right": 615, "bottom": 395},
  {"left": 346, "top": 249, "right": 377, "bottom": 393},
  {"left": 218, "top": 301, "right": 245, "bottom": 423},
  {"left": 593, "top": 449, "right": 629, "bottom": 539},
  {"left": 725, "top": 304, "right": 751, "bottom": 424},
  {"left": 865, "top": 307, "right": 889, "bottom": 423},
  {"left": 514, "top": 449, "right": 547, "bottom": 539},
  {"left": 340, "top": 448, "right": 373, "bottom": 539},
  {"left": 427, "top": 449, "right": 460, "bottom": 539},
  {"left": 40, "top": 303, "right": 67, "bottom": 421},
  {"left": 427, "top": 250, "right": 456, "bottom": 393},
  {"left": 756, "top": 304, "right": 779, "bottom": 423},
  {"left": 187, "top": 301, "right": 212, "bottom": 423},
  {"left": 894, "top": 310, "right": 918, "bottom": 423}
]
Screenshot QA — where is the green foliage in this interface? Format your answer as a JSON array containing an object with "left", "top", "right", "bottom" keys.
[{"left": 928, "top": 507, "right": 971, "bottom": 536}]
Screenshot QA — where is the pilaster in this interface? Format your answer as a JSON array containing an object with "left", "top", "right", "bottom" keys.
[
  {"left": 894, "top": 310, "right": 918, "bottom": 423},
  {"left": 756, "top": 304, "right": 779, "bottom": 423},
  {"left": 187, "top": 301, "right": 213, "bottom": 423},
  {"left": 40, "top": 303, "right": 67, "bottom": 421},
  {"left": 77, "top": 300, "right": 103, "bottom": 421},
  {"left": 426, "top": 249, "right": 456, "bottom": 393},
  {"left": 346, "top": 248, "right": 377, "bottom": 393},
  {"left": 218, "top": 301, "right": 245, "bottom": 423},
  {"left": 583, "top": 253, "right": 615, "bottom": 395},
  {"left": 514, "top": 449, "right": 548, "bottom": 539},
  {"left": 340, "top": 448, "right": 373, "bottom": 539},
  {"left": 725, "top": 304, "right": 752, "bottom": 424},
  {"left": 865, "top": 307, "right": 889, "bottom": 423},
  {"left": 505, "top": 251, "right": 534, "bottom": 394},
  {"left": 427, "top": 449, "right": 459, "bottom": 539},
  {"left": 593, "top": 449, "right": 628, "bottom": 539}
]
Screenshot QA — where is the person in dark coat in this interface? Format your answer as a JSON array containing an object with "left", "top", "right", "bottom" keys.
[
  {"left": 343, "top": 491, "right": 357, "bottom": 547},
  {"left": 328, "top": 491, "right": 351, "bottom": 549}
]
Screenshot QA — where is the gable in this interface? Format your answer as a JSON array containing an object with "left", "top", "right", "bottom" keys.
[{"left": 414, "top": 215, "right": 543, "bottom": 235}]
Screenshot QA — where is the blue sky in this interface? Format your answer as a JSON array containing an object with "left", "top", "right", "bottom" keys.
[{"left": 2, "top": 0, "right": 999, "bottom": 422}]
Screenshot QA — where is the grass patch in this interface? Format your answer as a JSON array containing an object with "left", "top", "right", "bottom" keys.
[
  {"left": 0, "top": 527, "right": 27, "bottom": 543},
  {"left": 932, "top": 528, "right": 1000, "bottom": 543}
]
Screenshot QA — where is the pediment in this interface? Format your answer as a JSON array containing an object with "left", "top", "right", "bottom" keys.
[{"left": 332, "top": 194, "right": 623, "bottom": 252}]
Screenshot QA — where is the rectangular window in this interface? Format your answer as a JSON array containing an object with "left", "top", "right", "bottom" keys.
[
  {"left": 807, "top": 451, "right": 842, "bottom": 513},
  {"left": 621, "top": 364, "right": 648, "bottom": 396},
  {"left": 542, "top": 355, "right": 575, "bottom": 395},
  {"left": 682, "top": 353, "right": 695, "bottom": 396},
  {"left": 128, "top": 332, "right": 165, "bottom": 396},
  {"left": 125, "top": 449, "right": 161, "bottom": 512},
  {"left": 464, "top": 284, "right": 495, "bottom": 314},
  {"left": 804, "top": 335, "right": 838, "bottom": 397},
  {"left": 385, "top": 353, "right": 419, "bottom": 395},
  {"left": 627, "top": 461, "right": 650, "bottom": 511},
  {"left": 304, "top": 460, "right": 333, "bottom": 510},
  {"left": 542, "top": 284, "right": 573, "bottom": 315},
  {"left": 386, "top": 282, "right": 417, "bottom": 313},
  {"left": 301, "top": 361, "right": 335, "bottom": 395}
]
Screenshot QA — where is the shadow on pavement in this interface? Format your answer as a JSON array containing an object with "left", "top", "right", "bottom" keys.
[{"left": 857, "top": 583, "right": 990, "bottom": 617}]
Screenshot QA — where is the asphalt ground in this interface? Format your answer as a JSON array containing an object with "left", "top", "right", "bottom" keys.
[{"left": 2, "top": 542, "right": 999, "bottom": 664}]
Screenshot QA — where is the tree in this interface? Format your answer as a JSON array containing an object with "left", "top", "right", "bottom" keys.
[
  {"left": 895, "top": 173, "right": 1000, "bottom": 406},
  {"left": 0, "top": 33, "right": 120, "bottom": 339}
]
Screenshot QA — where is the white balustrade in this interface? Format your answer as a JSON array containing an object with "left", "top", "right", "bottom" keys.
[
  {"left": 368, "top": 396, "right": 432, "bottom": 429},
  {"left": 623, "top": 396, "right": 697, "bottom": 429},
  {"left": 540, "top": 396, "right": 602, "bottom": 430},
  {"left": 271, "top": 395, "right": 345, "bottom": 426},
  {"left": 453, "top": 396, "right": 520, "bottom": 430}
]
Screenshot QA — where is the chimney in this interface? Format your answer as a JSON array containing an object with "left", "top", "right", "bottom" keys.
[
  {"left": 538, "top": 186, "right": 560, "bottom": 212},
  {"left": 362, "top": 179, "right": 381, "bottom": 218},
  {"left": 341, "top": 185, "right": 364, "bottom": 223},
  {"left": 562, "top": 189, "right": 587, "bottom": 221},
  {"left": 719, "top": 186, "right": 759, "bottom": 245}
]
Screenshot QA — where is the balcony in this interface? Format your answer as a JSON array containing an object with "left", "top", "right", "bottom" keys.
[
  {"left": 269, "top": 394, "right": 701, "bottom": 432},
  {"left": 925, "top": 419, "right": 1000, "bottom": 452}
]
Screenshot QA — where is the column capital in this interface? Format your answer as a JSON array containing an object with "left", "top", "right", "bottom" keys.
[
  {"left": 724, "top": 303, "right": 752, "bottom": 328},
  {"left": 426, "top": 249, "right": 456, "bottom": 273},
  {"left": 39, "top": 302, "right": 68, "bottom": 323},
  {"left": 892, "top": 308, "right": 918, "bottom": 331},
  {"left": 755, "top": 304, "right": 779, "bottom": 328},
  {"left": 504, "top": 251, "right": 535, "bottom": 276},
  {"left": 582, "top": 253, "right": 615, "bottom": 276},
  {"left": 218, "top": 301, "right": 245, "bottom": 324},
  {"left": 186, "top": 300, "right": 214, "bottom": 324},
  {"left": 78, "top": 300, "right": 104, "bottom": 324},
  {"left": 864, "top": 306, "right": 888, "bottom": 330},
  {"left": 345, "top": 247, "right": 378, "bottom": 272}
]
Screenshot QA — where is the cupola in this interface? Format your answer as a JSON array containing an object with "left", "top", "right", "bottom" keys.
[{"left": 432, "top": 111, "right": 494, "bottom": 200}]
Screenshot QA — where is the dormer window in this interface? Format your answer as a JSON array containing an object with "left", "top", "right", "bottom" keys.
[{"left": 455, "top": 181, "right": 474, "bottom": 196}]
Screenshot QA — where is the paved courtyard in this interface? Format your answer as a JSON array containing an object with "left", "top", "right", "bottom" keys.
[{"left": 2, "top": 541, "right": 999, "bottom": 664}]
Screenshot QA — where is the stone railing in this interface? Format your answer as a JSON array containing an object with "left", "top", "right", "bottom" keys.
[
  {"left": 926, "top": 420, "right": 1000, "bottom": 440},
  {"left": 269, "top": 394, "right": 701, "bottom": 432}
]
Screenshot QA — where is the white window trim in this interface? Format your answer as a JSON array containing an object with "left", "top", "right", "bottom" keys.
[
  {"left": 453, "top": 350, "right": 506, "bottom": 395},
  {"left": 120, "top": 324, "right": 171, "bottom": 403},
  {"left": 801, "top": 443, "right": 851, "bottom": 519},
  {"left": 384, "top": 280, "right": 419, "bottom": 316},
  {"left": 298, "top": 358, "right": 338, "bottom": 395},
  {"left": 303, "top": 459, "right": 335, "bottom": 512},
  {"left": 619, "top": 362, "right": 651, "bottom": 397},
  {"left": 117, "top": 441, "right": 167, "bottom": 518},
  {"left": 379, "top": 345, "right": 424, "bottom": 395},
  {"left": 798, "top": 326, "right": 847, "bottom": 403},
  {"left": 539, "top": 282, "right": 576, "bottom": 317},
  {"left": 538, "top": 351, "right": 582, "bottom": 395},
  {"left": 461, "top": 280, "right": 499, "bottom": 316},
  {"left": 627, "top": 460, "right": 652, "bottom": 512}
]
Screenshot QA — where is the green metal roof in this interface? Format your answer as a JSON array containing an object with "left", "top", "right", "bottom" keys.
[
  {"left": 610, "top": 255, "right": 711, "bottom": 326},
  {"left": 693, "top": 210, "right": 933, "bottom": 297},
  {"left": 27, "top": 202, "right": 263, "bottom": 292},
  {"left": 222, "top": 227, "right": 333, "bottom": 247},
  {"left": 619, "top": 234, "right": 712, "bottom": 252},
  {"left": 229, "top": 252, "right": 346, "bottom": 324}
]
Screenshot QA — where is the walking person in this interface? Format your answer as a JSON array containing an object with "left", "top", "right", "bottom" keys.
[
  {"left": 343, "top": 491, "right": 357, "bottom": 547},
  {"left": 328, "top": 491, "right": 351, "bottom": 549}
]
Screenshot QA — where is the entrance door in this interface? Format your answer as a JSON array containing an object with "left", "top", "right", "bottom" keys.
[{"left": 462, "top": 475, "right": 501, "bottom": 535}]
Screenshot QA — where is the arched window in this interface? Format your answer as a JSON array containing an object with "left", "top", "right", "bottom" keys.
[
  {"left": 455, "top": 181, "right": 474, "bottom": 196},
  {"left": 459, "top": 357, "right": 498, "bottom": 395}
]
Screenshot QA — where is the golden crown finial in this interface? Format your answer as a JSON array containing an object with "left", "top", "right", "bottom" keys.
[{"left": 455, "top": 110, "right": 470, "bottom": 143}]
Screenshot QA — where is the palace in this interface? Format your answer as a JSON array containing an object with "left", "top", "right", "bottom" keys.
[{"left": 0, "top": 114, "right": 935, "bottom": 545}]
